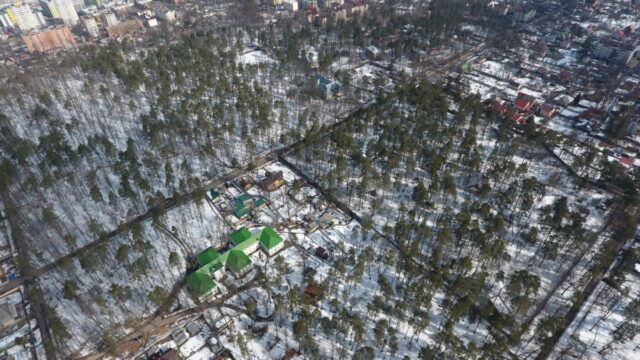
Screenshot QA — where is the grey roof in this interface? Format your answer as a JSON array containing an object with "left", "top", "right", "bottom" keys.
[{"left": 0, "top": 302, "right": 17, "bottom": 326}]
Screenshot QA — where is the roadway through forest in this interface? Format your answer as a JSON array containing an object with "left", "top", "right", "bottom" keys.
[
  {"left": 0, "top": 3, "right": 501, "bottom": 296},
  {"left": 4, "top": 17, "right": 570, "bottom": 356},
  {"left": 65, "top": 45, "right": 489, "bottom": 358},
  {"left": 0, "top": 99, "right": 375, "bottom": 295}
]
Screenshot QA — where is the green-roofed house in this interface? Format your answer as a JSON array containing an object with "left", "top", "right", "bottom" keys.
[
  {"left": 229, "top": 227, "right": 260, "bottom": 254},
  {"left": 185, "top": 226, "right": 285, "bottom": 299},
  {"left": 208, "top": 190, "right": 220, "bottom": 203},
  {"left": 186, "top": 271, "right": 218, "bottom": 298},
  {"left": 230, "top": 227, "right": 252, "bottom": 245},
  {"left": 259, "top": 226, "right": 285, "bottom": 256},
  {"left": 233, "top": 193, "right": 267, "bottom": 219},
  {"left": 226, "top": 250, "right": 252, "bottom": 277},
  {"left": 195, "top": 247, "right": 220, "bottom": 267}
]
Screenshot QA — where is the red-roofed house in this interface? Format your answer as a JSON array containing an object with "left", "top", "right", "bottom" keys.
[
  {"left": 540, "top": 104, "right": 556, "bottom": 118},
  {"left": 514, "top": 97, "right": 532, "bottom": 112},
  {"left": 619, "top": 157, "right": 634, "bottom": 167},
  {"left": 494, "top": 101, "right": 508, "bottom": 115},
  {"left": 512, "top": 112, "right": 526, "bottom": 124},
  {"left": 558, "top": 71, "right": 572, "bottom": 82}
]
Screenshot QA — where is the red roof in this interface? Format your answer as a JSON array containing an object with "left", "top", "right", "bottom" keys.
[
  {"left": 559, "top": 71, "right": 572, "bottom": 80},
  {"left": 619, "top": 157, "right": 634, "bottom": 166},
  {"left": 304, "top": 285, "right": 324, "bottom": 297},
  {"left": 514, "top": 98, "right": 531, "bottom": 110},
  {"left": 580, "top": 111, "right": 595, "bottom": 120},
  {"left": 494, "top": 102, "right": 507, "bottom": 114},
  {"left": 512, "top": 112, "right": 526, "bottom": 123}
]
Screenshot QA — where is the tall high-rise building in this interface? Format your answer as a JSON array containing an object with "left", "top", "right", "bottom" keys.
[
  {"left": 22, "top": 25, "right": 75, "bottom": 52},
  {"left": 35, "top": 11, "right": 46, "bottom": 26},
  {"left": 86, "top": 0, "right": 102, "bottom": 8},
  {"left": 54, "top": 0, "right": 79, "bottom": 25},
  {"left": 39, "top": 0, "right": 60, "bottom": 18},
  {"left": 0, "top": 13, "right": 14, "bottom": 28},
  {"left": 82, "top": 15, "right": 98, "bottom": 37},
  {"left": 72, "top": 0, "right": 84, "bottom": 12},
  {"left": 7, "top": 4, "right": 41, "bottom": 31},
  {"left": 40, "top": 0, "right": 79, "bottom": 26},
  {"left": 101, "top": 11, "right": 117, "bottom": 27}
]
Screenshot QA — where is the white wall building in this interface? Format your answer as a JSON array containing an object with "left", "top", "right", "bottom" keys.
[
  {"left": 0, "top": 13, "right": 12, "bottom": 27},
  {"left": 40, "top": 0, "right": 79, "bottom": 25},
  {"left": 157, "top": 9, "right": 175, "bottom": 22},
  {"left": 8, "top": 5, "right": 41, "bottom": 31},
  {"left": 35, "top": 11, "right": 46, "bottom": 25},
  {"left": 72, "top": 0, "right": 85, "bottom": 11},
  {"left": 284, "top": 0, "right": 298, "bottom": 11},
  {"left": 53, "top": 0, "right": 79, "bottom": 25},
  {"left": 101, "top": 10, "right": 116, "bottom": 26},
  {"left": 261, "top": 240, "right": 284, "bottom": 256},
  {"left": 82, "top": 15, "right": 98, "bottom": 36}
]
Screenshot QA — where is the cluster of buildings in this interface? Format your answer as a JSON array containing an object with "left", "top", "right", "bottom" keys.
[
  {"left": 458, "top": 0, "right": 640, "bottom": 171},
  {"left": 0, "top": 0, "right": 365, "bottom": 59},
  {"left": 301, "top": 0, "right": 368, "bottom": 25},
  {"left": 0, "top": 214, "right": 46, "bottom": 358},
  {"left": 0, "top": 0, "right": 177, "bottom": 55},
  {"left": 187, "top": 226, "right": 285, "bottom": 299}
]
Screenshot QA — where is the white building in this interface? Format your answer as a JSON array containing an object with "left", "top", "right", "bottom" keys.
[
  {"left": 301, "top": 0, "right": 316, "bottom": 9},
  {"left": 0, "top": 14, "right": 13, "bottom": 28},
  {"left": 157, "top": 9, "right": 175, "bottom": 22},
  {"left": 8, "top": 5, "right": 41, "bottom": 31},
  {"left": 101, "top": 10, "right": 117, "bottom": 26},
  {"left": 40, "top": 0, "right": 79, "bottom": 25},
  {"left": 82, "top": 15, "right": 98, "bottom": 36},
  {"left": 146, "top": 17, "right": 157, "bottom": 27},
  {"left": 284, "top": 0, "right": 298, "bottom": 11},
  {"left": 261, "top": 238, "right": 284, "bottom": 256},
  {"left": 72, "top": 0, "right": 85, "bottom": 12},
  {"left": 53, "top": 0, "right": 79, "bottom": 25},
  {"left": 35, "top": 11, "right": 46, "bottom": 25}
]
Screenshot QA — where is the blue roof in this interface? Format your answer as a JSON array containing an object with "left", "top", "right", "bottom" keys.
[{"left": 316, "top": 75, "right": 332, "bottom": 85}]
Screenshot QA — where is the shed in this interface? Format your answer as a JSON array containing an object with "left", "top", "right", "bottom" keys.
[{"left": 304, "top": 285, "right": 324, "bottom": 298}]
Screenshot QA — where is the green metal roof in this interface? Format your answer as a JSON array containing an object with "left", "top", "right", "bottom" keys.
[
  {"left": 233, "top": 194, "right": 265, "bottom": 218},
  {"left": 230, "top": 227, "right": 252, "bottom": 245},
  {"left": 186, "top": 271, "right": 217, "bottom": 297},
  {"left": 186, "top": 227, "right": 283, "bottom": 295},
  {"left": 195, "top": 247, "right": 220, "bottom": 267},
  {"left": 234, "top": 207, "right": 250, "bottom": 218},
  {"left": 226, "top": 250, "right": 251, "bottom": 273},
  {"left": 259, "top": 226, "right": 283, "bottom": 249},
  {"left": 209, "top": 190, "right": 219, "bottom": 199},
  {"left": 235, "top": 193, "right": 252, "bottom": 205}
]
